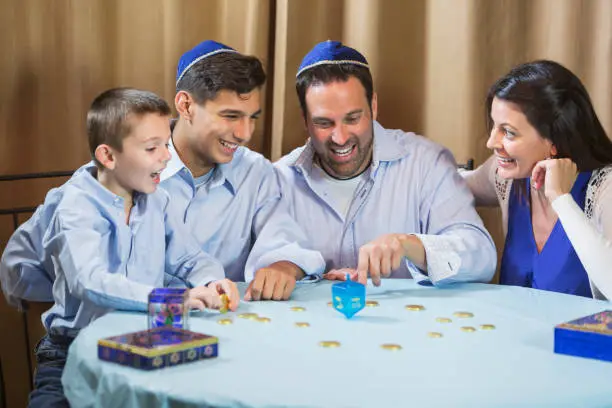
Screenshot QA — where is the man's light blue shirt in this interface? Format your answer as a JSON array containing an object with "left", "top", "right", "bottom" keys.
[
  {"left": 275, "top": 121, "right": 497, "bottom": 284},
  {"left": 160, "top": 141, "right": 325, "bottom": 282},
  {"left": 1, "top": 166, "right": 224, "bottom": 335}
]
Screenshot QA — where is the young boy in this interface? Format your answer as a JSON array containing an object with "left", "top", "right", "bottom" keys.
[{"left": 2, "top": 88, "right": 238, "bottom": 407}]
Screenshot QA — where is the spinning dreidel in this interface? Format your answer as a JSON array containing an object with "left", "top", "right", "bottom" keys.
[{"left": 331, "top": 274, "right": 366, "bottom": 318}]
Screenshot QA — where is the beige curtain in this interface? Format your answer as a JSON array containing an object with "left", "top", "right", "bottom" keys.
[
  {"left": 270, "top": 0, "right": 611, "bottom": 161},
  {"left": 0, "top": 1, "right": 611, "bottom": 406}
]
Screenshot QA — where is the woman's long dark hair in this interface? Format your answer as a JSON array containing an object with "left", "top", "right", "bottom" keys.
[{"left": 486, "top": 60, "right": 612, "bottom": 172}]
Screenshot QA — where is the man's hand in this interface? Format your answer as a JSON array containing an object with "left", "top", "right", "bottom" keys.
[
  {"left": 244, "top": 261, "right": 304, "bottom": 301},
  {"left": 356, "top": 233, "right": 426, "bottom": 286},
  {"left": 324, "top": 268, "right": 358, "bottom": 281}
]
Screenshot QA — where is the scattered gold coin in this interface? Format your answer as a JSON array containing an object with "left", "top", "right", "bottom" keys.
[
  {"left": 380, "top": 343, "right": 402, "bottom": 351},
  {"left": 460, "top": 326, "right": 476, "bottom": 332},
  {"left": 428, "top": 332, "right": 443, "bottom": 338},
  {"left": 405, "top": 304, "right": 425, "bottom": 311},
  {"left": 217, "top": 318, "right": 233, "bottom": 325},
  {"left": 290, "top": 306, "right": 306, "bottom": 312},
  {"left": 237, "top": 313, "right": 258, "bottom": 319},
  {"left": 453, "top": 311, "right": 474, "bottom": 318},
  {"left": 327, "top": 301, "right": 333, "bottom": 307},
  {"left": 365, "top": 300, "right": 379, "bottom": 307},
  {"left": 435, "top": 317, "right": 452, "bottom": 323},
  {"left": 295, "top": 322, "right": 310, "bottom": 328},
  {"left": 480, "top": 324, "right": 496, "bottom": 330},
  {"left": 256, "top": 317, "right": 271, "bottom": 323},
  {"left": 319, "top": 341, "right": 341, "bottom": 348}
]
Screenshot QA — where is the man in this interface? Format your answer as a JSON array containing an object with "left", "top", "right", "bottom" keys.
[
  {"left": 162, "top": 40, "right": 324, "bottom": 300},
  {"left": 275, "top": 40, "right": 496, "bottom": 286}
]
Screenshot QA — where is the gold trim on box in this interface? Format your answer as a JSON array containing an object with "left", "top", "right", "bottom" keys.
[
  {"left": 98, "top": 336, "right": 218, "bottom": 358},
  {"left": 556, "top": 323, "right": 612, "bottom": 335}
]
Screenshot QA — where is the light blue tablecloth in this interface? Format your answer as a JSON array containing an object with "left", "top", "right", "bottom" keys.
[{"left": 63, "top": 280, "right": 612, "bottom": 408}]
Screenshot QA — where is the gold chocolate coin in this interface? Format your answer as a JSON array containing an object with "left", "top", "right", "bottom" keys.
[
  {"left": 435, "top": 317, "right": 452, "bottom": 323},
  {"left": 380, "top": 343, "right": 402, "bottom": 351},
  {"left": 405, "top": 304, "right": 425, "bottom": 311},
  {"left": 217, "top": 318, "right": 233, "bottom": 325},
  {"left": 480, "top": 324, "right": 496, "bottom": 330},
  {"left": 290, "top": 306, "right": 306, "bottom": 312},
  {"left": 453, "top": 311, "right": 474, "bottom": 318},
  {"left": 460, "top": 326, "right": 476, "bottom": 332},
  {"left": 238, "top": 313, "right": 258, "bottom": 319},
  {"left": 365, "top": 300, "right": 379, "bottom": 307},
  {"left": 319, "top": 341, "right": 341, "bottom": 348},
  {"left": 256, "top": 317, "right": 271, "bottom": 323},
  {"left": 428, "top": 332, "right": 443, "bottom": 338},
  {"left": 295, "top": 322, "right": 310, "bottom": 328}
]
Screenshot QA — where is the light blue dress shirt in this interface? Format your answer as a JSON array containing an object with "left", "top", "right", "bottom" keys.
[
  {"left": 160, "top": 141, "right": 325, "bottom": 282},
  {"left": 1, "top": 163, "right": 92, "bottom": 307},
  {"left": 275, "top": 121, "right": 496, "bottom": 285},
  {"left": 2, "top": 166, "right": 224, "bottom": 335}
]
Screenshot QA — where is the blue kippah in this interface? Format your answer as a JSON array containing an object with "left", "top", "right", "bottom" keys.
[
  {"left": 297, "top": 40, "right": 369, "bottom": 78},
  {"left": 176, "top": 40, "right": 238, "bottom": 85}
]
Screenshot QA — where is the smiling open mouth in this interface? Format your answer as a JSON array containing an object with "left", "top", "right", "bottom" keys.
[{"left": 219, "top": 139, "right": 239, "bottom": 152}]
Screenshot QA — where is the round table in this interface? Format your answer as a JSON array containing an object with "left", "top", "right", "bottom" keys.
[{"left": 63, "top": 280, "right": 612, "bottom": 407}]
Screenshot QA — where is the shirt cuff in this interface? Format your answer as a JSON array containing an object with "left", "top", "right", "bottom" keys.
[
  {"left": 551, "top": 193, "right": 578, "bottom": 216},
  {"left": 406, "top": 234, "right": 462, "bottom": 284}
]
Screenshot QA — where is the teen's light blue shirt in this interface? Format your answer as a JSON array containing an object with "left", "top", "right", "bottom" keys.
[
  {"left": 275, "top": 121, "right": 497, "bottom": 285},
  {"left": 160, "top": 142, "right": 325, "bottom": 282},
  {"left": 1, "top": 166, "right": 224, "bottom": 335}
]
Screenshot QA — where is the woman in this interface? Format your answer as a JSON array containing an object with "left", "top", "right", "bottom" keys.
[{"left": 464, "top": 60, "right": 612, "bottom": 300}]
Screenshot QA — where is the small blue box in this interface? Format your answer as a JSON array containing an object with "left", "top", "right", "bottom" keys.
[
  {"left": 554, "top": 310, "right": 612, "bottom": 363},
  {"left": 98, "top": 327, "right": 218, "bottom": 370}
]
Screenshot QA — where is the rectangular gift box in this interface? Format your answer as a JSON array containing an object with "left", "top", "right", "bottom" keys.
[
  {"left": 98, "top": 326, "right": 218, "bottom": 370},
  {"left": 554, "top": 310, "right": 612, "bottom": 363}
]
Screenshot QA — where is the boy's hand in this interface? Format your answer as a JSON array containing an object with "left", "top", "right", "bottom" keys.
[
  {"left": 207, "top": 279, "right": 239, "bottom": 311},
  {"left": 186, "top": 286, "right": 220, "bottom": 311},
  {"left": 186, "top": 279, "right": 239, "bottom": 312}
]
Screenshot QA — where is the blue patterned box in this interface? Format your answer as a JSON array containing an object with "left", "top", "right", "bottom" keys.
[
  {"left": 554, "top": 310, "right": 612, "bottom": 363},
  {"left": 98, "top": 327, "right": 218, "bottom": 370}
]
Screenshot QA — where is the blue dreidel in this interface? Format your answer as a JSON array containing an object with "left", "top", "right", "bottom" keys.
[{"left": 331, "top": 274, "right": 366, "bottom": 318}]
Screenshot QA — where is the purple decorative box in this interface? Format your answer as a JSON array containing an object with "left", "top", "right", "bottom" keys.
[
  {"left": 98, "top": 327, "right": 218, "bottom": 370},
  {"left": 554, "top": 310, "right": 612, "bottom": 363}
]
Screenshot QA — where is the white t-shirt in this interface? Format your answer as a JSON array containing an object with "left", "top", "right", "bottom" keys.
[{"left": 311, "top": 162, "right": 368, "bottom": 217}]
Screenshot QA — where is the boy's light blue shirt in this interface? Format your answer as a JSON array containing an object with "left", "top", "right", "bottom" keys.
[
  {"left": 1, "top": 163, "right": 92, "bottom": 308},
  {"left": 160, "top": 141, "right": 325, "bottom": 282},
  {"left": 2, "top": 166, "right": 224, "bottom": 335},
  {"left": 275, "top": 121, "right": 497, "bottom": 285}
]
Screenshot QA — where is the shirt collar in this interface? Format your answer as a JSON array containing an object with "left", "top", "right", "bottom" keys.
[
  {"left": 76, "top": 166, "right": 145, "bottom": 208},
  {"left": 292, "top": 120, "right": 411, "bottom": 177},
  {"left": 163, "top": 122, "right": 237, "bottom": 195}
]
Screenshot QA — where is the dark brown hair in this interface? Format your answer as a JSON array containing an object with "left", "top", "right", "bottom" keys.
[
  {"left": 176, "top": 52, "right": 266, "bottom": 105},
  {"left": 296, "top": 63, "right": 374, "bottom": 116},
  {"left": 486, "top": 60, "right": 612, "bottom": 172}
]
